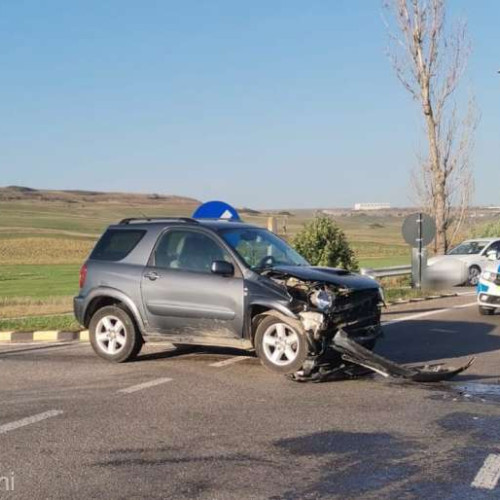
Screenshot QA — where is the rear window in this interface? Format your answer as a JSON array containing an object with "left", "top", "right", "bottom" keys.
[{"left": 90, "top": 229, "right": 146, "bottom": 261}]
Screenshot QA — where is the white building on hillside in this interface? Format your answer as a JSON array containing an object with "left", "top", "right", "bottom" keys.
[{"left": 354, "top": 202, "right": 391, "bottom": 211}]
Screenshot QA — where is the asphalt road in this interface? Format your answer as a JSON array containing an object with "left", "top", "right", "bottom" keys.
[{"left": 1, "top": 294, "right": 500, "bottom": 499}]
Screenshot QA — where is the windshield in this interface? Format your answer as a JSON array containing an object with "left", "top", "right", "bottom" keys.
[
  {"left": 447, "top": 241, "right": 488, "bottom": 256},
  {"left": 219, "top": 228, "right": 309, "bottom": 270}
]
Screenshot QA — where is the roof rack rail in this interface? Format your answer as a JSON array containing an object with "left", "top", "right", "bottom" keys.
[{"left": 119, "top": 217, "right": 199, "bottom": 225}]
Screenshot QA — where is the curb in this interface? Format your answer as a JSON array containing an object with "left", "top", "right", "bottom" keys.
[{"left": 0, "top": 330, "right": 89, "bottom": 343}]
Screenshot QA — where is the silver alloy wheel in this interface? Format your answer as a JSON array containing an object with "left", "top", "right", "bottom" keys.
[
  {"left": 262, "top": 322, "right": 300, "bottom": 367},
  {"left": 95, "top": 315, "right": 127, "bottom": 355}
]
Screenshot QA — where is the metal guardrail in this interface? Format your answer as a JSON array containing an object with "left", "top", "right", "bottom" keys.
[{"left": 360, "top": 265, "right": 412, "bottom": 279}]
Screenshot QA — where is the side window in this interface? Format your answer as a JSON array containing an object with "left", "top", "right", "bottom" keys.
[
  {"left": 154, "top": 230, "right": 232, "bottom": 273},
  {"left": 90, "top": 229, "right": 146, "bottom": 261}
]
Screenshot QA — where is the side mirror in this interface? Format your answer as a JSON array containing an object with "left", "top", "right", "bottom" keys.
[
  {"left": 211, "top": 260, "right": 234, "bottom": 276},
  {"left": 487, "top": 250, "right": 499, "bottom": 262}
]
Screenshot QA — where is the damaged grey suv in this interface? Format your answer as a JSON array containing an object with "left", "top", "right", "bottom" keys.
[
  {"left": 74, "top": 216, "right": 471, "bottom": 382},
  {"left": 74, "top": 216, "right": 382, "bottom": 378}
]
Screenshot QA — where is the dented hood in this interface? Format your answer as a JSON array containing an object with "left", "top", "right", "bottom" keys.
[{"left": 270, "top": 265, "right": 380, "bottom": 291}]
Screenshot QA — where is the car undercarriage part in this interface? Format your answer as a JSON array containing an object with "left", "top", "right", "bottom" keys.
[{"left": 290, "top": 329, "right": 474, "bottom": 383}]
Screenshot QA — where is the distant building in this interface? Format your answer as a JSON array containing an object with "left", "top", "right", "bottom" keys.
[{"left": 353, "top": 203, "right": 391, "bottom": 211}]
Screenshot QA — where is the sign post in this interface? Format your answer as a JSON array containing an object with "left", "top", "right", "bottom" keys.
[
  {"left": 402, "top": 213, "right": 436, "bottom": 289},
  {"left": 417, "top": 212, "right": 423, "bottom": 286}
]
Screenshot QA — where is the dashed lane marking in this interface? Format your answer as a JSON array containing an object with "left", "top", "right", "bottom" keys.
[
  {"left": 472, "top": 454, "right": 500, "bottom": 490},
  {"left": 209, "top": 356, "right": 253, "bottom": 368},
  {"left": 383, "top": 302, "right": 477, "bottom": 326},
  {"left": 0, "top": 410, "right": 63, "bottom": 435},
  {"left": 117, "top": 377, "right": 173, "bottom": 394}
]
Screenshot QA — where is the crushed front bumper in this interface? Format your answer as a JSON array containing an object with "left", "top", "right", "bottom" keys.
[
  {"left": 291, "top": 328, "right": 473, "bottom": 383},
  {"left": 331, "top": 329, "right": 474, "bottom": 382}
]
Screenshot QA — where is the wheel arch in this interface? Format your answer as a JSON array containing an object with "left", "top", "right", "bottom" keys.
[
  {"left": 83, "top": 288, "right": 146, "bottom": 334},
  {"left": 248, "top": 302, "right": 300, "bottom": 345}
]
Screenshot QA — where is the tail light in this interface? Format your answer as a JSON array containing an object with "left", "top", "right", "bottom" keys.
[{"left": 79, "top": 263, "right": 88, "bottom": 289}]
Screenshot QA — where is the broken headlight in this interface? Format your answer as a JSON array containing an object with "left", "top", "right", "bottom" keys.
[{"left": 310, "top": 289, "right": 335, "bottom": 311}]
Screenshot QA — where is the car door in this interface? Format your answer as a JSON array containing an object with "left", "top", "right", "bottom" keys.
[{"left": 140, "top": 227, "right": 245, "bottom": 338}]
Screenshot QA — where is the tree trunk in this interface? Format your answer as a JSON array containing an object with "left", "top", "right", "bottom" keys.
[
  {"left": 434, "top": 178, "right": 448, "bottom": 254},
  {"left": 422, "top": 86, "right": 448, "bottom": 254}
]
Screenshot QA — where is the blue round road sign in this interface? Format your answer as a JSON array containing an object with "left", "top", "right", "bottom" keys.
[{"left": 192, "top": 201, "right": 240, "bottom": 221}]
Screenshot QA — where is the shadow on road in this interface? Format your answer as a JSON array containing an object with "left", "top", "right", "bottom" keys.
[
  {"left": 135, "top": 344, "right": 255, "bottom": 362},
  {"left": 379, "top": 319, "right": 500, "bottom": 364},
  {"left": 273, "top": 424, "right": 491, "bottom": 500},
  {"left": 273, "top": 430, "right": 421, "bottom": 499}
]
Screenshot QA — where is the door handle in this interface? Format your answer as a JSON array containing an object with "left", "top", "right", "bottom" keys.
[{"left": 144, "top": 271, "right": 160, "bottom": 281}]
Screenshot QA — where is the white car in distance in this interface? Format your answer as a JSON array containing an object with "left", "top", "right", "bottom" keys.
[{"left": 427, "top": 238, "right": 500, "bottom": 286}]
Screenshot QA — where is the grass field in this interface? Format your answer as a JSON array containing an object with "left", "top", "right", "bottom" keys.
[
  {"left": 0, "top": 264, "right": 80, "bottom": 298},
  {"left": 0, "top": 264, "right": 78, "bottom": 319},
  {"left": 0, "top": 186, "right": 486, "bottom": 330},
  {"left": 357, "top": 256, "right": 410, "bottom": 268},
  {"left": 0, "top": 314, "right": 80, "bottom": 332}
]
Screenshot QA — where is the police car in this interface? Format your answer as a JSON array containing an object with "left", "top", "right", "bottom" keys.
[{"left": 477, "top": 248, "right": 500, "bottom": 315}]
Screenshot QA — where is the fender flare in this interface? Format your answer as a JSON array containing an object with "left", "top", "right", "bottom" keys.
[
  {"left": 249, "top": 300, "right": 298, "bottom": 320},
  {"left": 83, "top": 287, "right": 147, "bottom": 334},
  {"left": 249, "top": 302, "right": 303, "bottom": 342}
]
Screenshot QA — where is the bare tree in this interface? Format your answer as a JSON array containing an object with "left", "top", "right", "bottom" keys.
[{"left": 384, "top": 0, "right": 477, "bottom": 253}]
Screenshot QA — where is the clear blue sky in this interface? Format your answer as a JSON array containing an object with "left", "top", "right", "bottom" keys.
[{"left": 0, "top": 0, "right": 498, "bottom": 209}]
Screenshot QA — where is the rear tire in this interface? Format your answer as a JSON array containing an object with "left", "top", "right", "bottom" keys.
[
  {"left": 89, "top": 305, "right": 143, "bottom": 362},
  {"left": 479, "top": 306, "right": 495, "bottom": 316},
  {"left": 468, "top": 266, "right": 481, "bottom": 286},
  {"left": 254, "top": 316, "right": 308, "bottom": 374}
]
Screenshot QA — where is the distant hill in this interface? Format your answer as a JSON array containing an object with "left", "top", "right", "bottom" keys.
[
  {"left": 239, "top": 207, "right": 262, "bottom": 215},
  {"left": 0, "top": 186, "right": 201, "bottom": 206}
]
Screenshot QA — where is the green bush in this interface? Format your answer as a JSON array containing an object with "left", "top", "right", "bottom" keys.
[{"left": 293, "top": 215, "right": 358, "bottom": 271}]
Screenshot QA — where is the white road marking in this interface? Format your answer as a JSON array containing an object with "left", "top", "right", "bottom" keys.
[
  {"left": 383, "top": 302, "right": 477, "bottom": 326},
  {"left": 118, "top": 377, "right": 173, "bottom": 394},
  {"left": 209, "top": 356, "right": 252, "bottom": 368},
  {"left": 0, "top": 410, "right": 63, "bottom": 435},
  {"left": 472, "top": 454, "right": 500, "bottom": 490}
]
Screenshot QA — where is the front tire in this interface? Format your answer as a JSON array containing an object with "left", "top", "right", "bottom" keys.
[
  {"left": 89, "top": 305, "right": 143, "bottom": 362},
  {"left": 479, "top": 306, "right": 495, "bottom": 316},
  {"left": 254, "top": 316, "right": 308, "bottom": 374}
]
